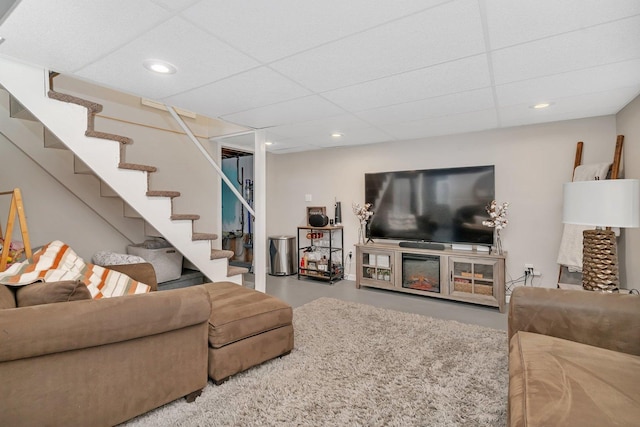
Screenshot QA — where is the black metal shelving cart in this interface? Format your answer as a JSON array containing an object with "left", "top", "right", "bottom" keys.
[{"left": 297, "top": 225, "right": 343, "bottom": 284}]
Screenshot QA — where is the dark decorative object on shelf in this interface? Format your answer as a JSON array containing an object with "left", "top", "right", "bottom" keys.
[
  {"left": 365, "top": 220, "right": 373, "bottom": 244},
  {"left": 309, "top": 214, "right": 329, "bottom": 227}
]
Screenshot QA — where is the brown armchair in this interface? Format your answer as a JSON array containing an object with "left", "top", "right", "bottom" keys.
[{"left": 507, "top": 286, "right": 640, "bottom": 426}]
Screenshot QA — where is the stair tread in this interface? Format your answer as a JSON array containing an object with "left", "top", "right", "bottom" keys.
[
  {"left": 211, "top": 249, "right": 234, "bottom": 260},
  {"left": 192, "top": 232, "right": 218, "bottom": 241},
  {"left": 146, "top": 190, "right": 181, "bottom": 198},
  {"left": 171, "top": 214, "right": 200, "bottom": 221},
  {"left": 86, "top": 130, "right": 133, "bottom": 144},
  {"left": 227, "top": 265, "right": 249, "bottom": 277},
  {"left": 48, "top": 90, "right": 103, "bottom": 113},
  {"left": 118, "top": 162, "right": 157, "bottom": 172}
]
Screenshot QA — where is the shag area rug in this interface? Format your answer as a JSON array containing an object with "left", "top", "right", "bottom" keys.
[{"left": 123, "top": 298, "right": 508, "bottom": 426}]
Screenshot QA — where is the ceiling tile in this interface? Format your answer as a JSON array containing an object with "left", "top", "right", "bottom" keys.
[
  {"left": 323, "top": 55, "right": 491, "bottom": 112},
  {"left": 492, "top": 15, "right": 640, "bottom": 85},
  {"left": 330, "top": 127, "right": 396, "bottom": 147},
  {"left": 0, "top": 0, "right": 170, "bottom": 72},
  {"left": 271, "top": 126, "right": 394, "bottom": 149},
  {"left": 486, "top": 0, "right": 640, "bottom": 50},
  {"left": 356, "top": 88, "right": 495, "bottom": 125},
  {"left": 267, "top": 114, "right": 376, "bottom": 139},
  {"left": 496, "top": 59, "right": 640, "bottom": 107},
  {"left": 263, "top": 136, "right": 320, "bottom": 153},
  {"left": 270, "top": 0, "right": 486, "bottom": 92},
  {"left": 499, "top": 86, "right": 639, "bottom": 127},
  {"left": 1, "top": 1, "right": 639, "bottom": 154},
  {"left": 149, "top": 0, "right": 200, "bottom": 12},
  {"left": 75, "top": 16, "right": 259, "bottom": 100},
  {"left": 181, "top": 0, "right": 448, "bottom": 63},
  {"left": 163, "top": 67, "right": 311, "bottom": 118},
  {"left": 380, "top": 109, "right": 498, "bottom": 140},
  {"left": 269, "top": 144, "right": 323, "bottom": 154},
  {"left": 221, "top": 95, "right": 345, "bottom": 128}
]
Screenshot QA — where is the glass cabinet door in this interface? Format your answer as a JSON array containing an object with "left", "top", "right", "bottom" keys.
[
  {"left": 450, "top": 257, "right": 496, "bottom": 297},
  {"left": 361, "top": 251, "right": 392, "bottom": 284}
]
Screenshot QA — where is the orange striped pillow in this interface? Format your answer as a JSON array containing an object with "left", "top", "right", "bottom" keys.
[{"left": 0, "top": 241, "right": 150, "bottom": 298}]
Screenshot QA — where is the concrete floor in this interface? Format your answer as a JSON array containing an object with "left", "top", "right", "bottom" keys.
[{"left": 245, "top": 273, "right": 508, "bottom": 331}]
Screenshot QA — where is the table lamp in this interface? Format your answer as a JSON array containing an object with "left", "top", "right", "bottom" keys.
[{"left": 562, "top": 179, "right": 640, "bottom": 292}]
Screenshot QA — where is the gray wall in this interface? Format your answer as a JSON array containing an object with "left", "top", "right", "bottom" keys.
[
  {"left": 616, "top": 94, "right": 640, "bottom": 290},
  {"left": 267, "top": 115, "right": 625, "bottom": 290},
  {"left": 0, "top": 136, "right": 132, "bottom": 260}
]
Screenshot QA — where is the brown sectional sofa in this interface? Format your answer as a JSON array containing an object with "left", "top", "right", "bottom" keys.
[
  {"left": 508, "top": 286, "right": 640, "bottom": 427},
  {"left": 0, "top": 263, "right": 294, "bottom": 426},
  {"left": 0, "top": 263, "right": 211, "bottom": 426}
]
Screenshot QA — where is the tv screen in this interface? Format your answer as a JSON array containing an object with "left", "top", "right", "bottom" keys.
[{"left": 365, "top": 165, "right": 495, "bottom": 245}]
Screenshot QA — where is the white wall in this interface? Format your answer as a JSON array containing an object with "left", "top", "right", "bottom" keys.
[
  {"left": 616, "top": 94, "right": 640, "bottom": 290},
  {"left": 267, "top": 116, "right": 618, "bottom": 291},
  {"left": 0, "top": 137, "right": 132, "bottom": 260}
]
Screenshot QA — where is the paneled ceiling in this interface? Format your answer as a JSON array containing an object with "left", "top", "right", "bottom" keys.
[{"left": 1, "top": 0, "right": 639, "bottom": 153}]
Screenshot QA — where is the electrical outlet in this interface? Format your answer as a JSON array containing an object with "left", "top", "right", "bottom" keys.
[
  {"left": 524, "top": 263, "right": 534, "bottom": 275},
  {"left": 533, "top": 270, "right": 541, "bottom": 277}
]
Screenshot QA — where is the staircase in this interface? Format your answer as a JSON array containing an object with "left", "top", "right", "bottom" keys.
[{"left": 0, "top": 58, "right": 247, "bottom": 284}]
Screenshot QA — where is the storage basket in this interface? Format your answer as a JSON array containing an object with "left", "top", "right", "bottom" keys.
[{"left": 127, "top": 243, "right": 183, "bottom": 283}]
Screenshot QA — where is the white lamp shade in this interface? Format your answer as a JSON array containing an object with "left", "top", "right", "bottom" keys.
[{"left": 563, "top": 179, "right": 640, "bottom": 228}]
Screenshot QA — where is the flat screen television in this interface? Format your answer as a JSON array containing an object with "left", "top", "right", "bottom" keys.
[{"left": 365, "top": 165, "right": 495, "bottom": 245}]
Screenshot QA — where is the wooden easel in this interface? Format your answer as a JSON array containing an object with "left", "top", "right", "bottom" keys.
[
  {"left": 557, "top": 135, "right": 624, "bottom": 286},
  {"left": 0, "top": 188, "right": 32, "bottom": 271}
]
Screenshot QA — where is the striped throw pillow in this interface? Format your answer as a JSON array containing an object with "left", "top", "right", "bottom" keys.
[{"left": 0, "top": 241, "right": 150, "bottom": 298}]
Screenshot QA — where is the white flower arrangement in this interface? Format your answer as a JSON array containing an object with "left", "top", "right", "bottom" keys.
[
  {"left": 352, "top": 202, "right": 373, "bottom": 224},
  {"left": 482, "top": 200, "right": 509, "bottom": 230}
]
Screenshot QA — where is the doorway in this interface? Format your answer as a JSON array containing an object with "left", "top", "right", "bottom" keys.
[{"left": 221, "top": 147, "right": 254, "bottom": 270}]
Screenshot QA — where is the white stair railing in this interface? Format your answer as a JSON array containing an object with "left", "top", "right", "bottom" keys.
[
  {"left": 165, "top": 106, "right": 255, "bottom": 217},
  {"left": 165, "top": 106, "right": 266, "bottom": 293}
]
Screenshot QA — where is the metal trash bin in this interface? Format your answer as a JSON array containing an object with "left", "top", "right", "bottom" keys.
[{"left": 268, "top": 235, "right": 296, "bottom": 276}]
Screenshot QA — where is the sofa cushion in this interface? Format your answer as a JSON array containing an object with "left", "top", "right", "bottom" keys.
[
  {"left": 0, "top": 241, "right": 150, "bottom": 298},
  {"left": 15, "top": 280, "right": 92, "bottom": 307},
  {"left": 509, "top": 331, "right": 640, "bottom": 427},
  {"left": 203, "top": 282, "right": 293, "bottom": 348},
  {"left": 0, "top": 284, "right": 16, "bottom": 309}
]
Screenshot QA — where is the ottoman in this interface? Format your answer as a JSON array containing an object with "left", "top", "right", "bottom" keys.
[{"left": 203, "top": 282, "right": 294, "bottom": 384}]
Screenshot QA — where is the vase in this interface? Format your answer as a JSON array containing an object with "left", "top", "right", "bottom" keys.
[
  {"left": 358, "top": 222, "right": 366, "bottom": 244},
  {"left": 494, "top": 229, "right": 503, "bottom": 255}
]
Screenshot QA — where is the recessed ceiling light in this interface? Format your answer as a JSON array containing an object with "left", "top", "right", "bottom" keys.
[
  {"left": 531, "top": 102, "right": 551, "bottom": 109},
  {"left": 331, "top": 132, "right": 344, "bottom": 138},
  {"left": 265, "top": 141, "right": 273, "bottom": 145},
  {"left": 143, "top": 59, "right": 177, "bottom": 74}
]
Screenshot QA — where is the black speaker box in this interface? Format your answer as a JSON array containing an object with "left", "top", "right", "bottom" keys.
[
  {"left": 399, "top": 241, "right": 445, "bottom": 250},
  {"left": 309, "top": 214, "right": 329, "bottom": 227}
]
